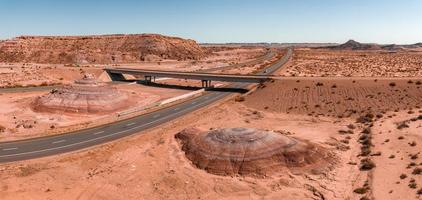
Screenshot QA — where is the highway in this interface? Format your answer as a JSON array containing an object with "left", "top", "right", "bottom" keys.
[{"left": 0, "top": 48, "right": 292, "bottom": 163}]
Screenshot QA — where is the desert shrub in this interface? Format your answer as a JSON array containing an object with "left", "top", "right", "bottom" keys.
[
  {"left": 234, "top": 96, "right": 245, "bottom": 102},
  {"left": 412, "top": 167, "right": 422, "bottom": 175},
  {"left": 397, "top": 122, "right": 409, "bottom": 130},
  {"left": 409, "top": 182, "right": 417, "bottom": 189},
  {"left": 347, "top": 124, "right": 356, "bottom": 129},
  {"left": 409, "top": 141, "right": 417, "bottom": 147},
  {"left": 356, "top": 114, "right": 374, "bottom": 124},
  {"left": 316, "top": 82, "right": 323, "bottom": 86},
  {"left": 389, "top": 82, "right": 396, "bottom": 87},
  {"left": 360, "top": 146, "right": 371, "bottom": 156},
  {"left": 360, "top": 158, "right": 376, "bottom": 171},
  {"left": 400, "top": 174, "right": 408, "bottom": 179},
  {"left": 40, "top": 82, "right": 49, "bottom": 86},
  {"left": 353, "top": 187, "right": 368, "bottom": 194},
  {"left": 361, "top": 128, "right": 371, "bottom": 134}
]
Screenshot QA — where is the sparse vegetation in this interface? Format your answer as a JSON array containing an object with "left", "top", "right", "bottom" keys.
[
  {"left": 353, "top": 187, "right": 368, "bottom": 194},
  {"left": 234, "top": 96, "right": 245, "bottom": 102},
  {"left": 360, "top": 158, "right": 376, "bottom": 171},
  {"left": 400, "top": 174, "right": 407, "bottom": 179},
  {"left": 412, "top": 167, "right": 422, "bottom": 175},
  {"left": 397, "top": 122, "right": 409, "bottom": 129},
  {"left": 316, "top": 82, "right": 324, "bottom": 86}
]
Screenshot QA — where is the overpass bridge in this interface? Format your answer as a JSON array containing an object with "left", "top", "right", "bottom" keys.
[{"left": 105, "top": 68, "right": 273, "bottom": 87}]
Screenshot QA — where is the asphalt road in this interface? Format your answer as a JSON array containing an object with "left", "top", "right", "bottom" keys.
[{"left": 0, "top": 48, "right": 292, "bottom": 163}]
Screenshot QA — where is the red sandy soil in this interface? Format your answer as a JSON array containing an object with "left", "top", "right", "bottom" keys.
[
  {"left": 370, "top": 112, "right": 422, "bottom": 199},
  {"left": 245, "top": 78, "right": 422, "bottom": 118},
  {"left": 278, "top": 49, "right": 422, "bottom": 77}
]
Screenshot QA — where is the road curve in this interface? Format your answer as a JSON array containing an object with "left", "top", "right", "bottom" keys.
[{"left": 0, "top": 48, "right": 292, "bottom": 163}]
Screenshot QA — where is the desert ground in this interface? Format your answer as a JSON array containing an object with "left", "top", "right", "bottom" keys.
[
  {"left": 2, "top": 77, "right": 422, "bottom": 200},
  {"left": 278, "top": 49, "right": 422, "bottom": 77},
  {"left": 1, "top": 36, "right": 422, "bottom": 200}
]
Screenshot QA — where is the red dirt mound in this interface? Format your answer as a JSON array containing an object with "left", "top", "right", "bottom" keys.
[
  {"left": 175, "top": 127, "right": 335, "bottom": 177},
  {"left": 0, "top": 34, "right": 206, "bottom": 64}
]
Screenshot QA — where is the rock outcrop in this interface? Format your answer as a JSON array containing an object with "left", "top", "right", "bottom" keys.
[
  {"left": 32, "top": 74, "right": 131, "bottom": 114},
  {"left": 175, "top": 127, "right": 335, "bottom": 177},
  {"left": 328, "top": 40, "right": 422, "bottom": 51},
  {"left": 331, "top": 40, "right": 382, "bottom": 50},
  {"left": 0, "top": 34, "right": 205, "bottom": 64}
]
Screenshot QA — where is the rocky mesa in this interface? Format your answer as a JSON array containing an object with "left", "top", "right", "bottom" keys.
[{"left": 0, "top": 34, "right": 206, "bottom": 64}]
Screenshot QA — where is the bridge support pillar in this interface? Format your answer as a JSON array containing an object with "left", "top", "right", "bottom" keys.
[
  {"left": 201, "top": 80, "right": 209, "bottom": 88},
  {"left": 201, "top": 80, "right": 213, "bottom": 88},
  {"left": 145, "top": 76, "right": 152, "bottom": 83}
]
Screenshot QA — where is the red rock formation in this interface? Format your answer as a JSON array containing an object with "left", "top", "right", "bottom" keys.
[
  {"left": 175, "top": 127, "right": 335, "bottom": 177},
  {"left": 32, "top": 74, "right": 131, "bottom": 114},
  {"left": 0, "top": 34, "right": 205, "bottom": 64}
]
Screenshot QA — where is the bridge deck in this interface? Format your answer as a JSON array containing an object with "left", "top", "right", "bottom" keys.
[{"left": 105, "top": 68, "right": 272, "bottom": 83}]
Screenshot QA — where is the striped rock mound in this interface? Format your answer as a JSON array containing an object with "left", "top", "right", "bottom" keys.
[
  {"left": 32, "top": 74, "right": 130, "bottom": 114},
  {"left": 175, "top": 127, "right": 336, "bottom": 177}
]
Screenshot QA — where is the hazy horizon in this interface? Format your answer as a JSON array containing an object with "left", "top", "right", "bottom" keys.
[{"left": 1, "top": 0, "right": 422, "bottom": 44}]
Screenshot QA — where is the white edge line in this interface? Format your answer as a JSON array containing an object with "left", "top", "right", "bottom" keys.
[
  {"left": 2, "top": 147, "right": 18, "bottom": 151},
  {"left": 126, "top": 122, "right": 136, "bottom": 126},
  {"left": 52, "top": 140, "right": 66, "bottom": 144}
]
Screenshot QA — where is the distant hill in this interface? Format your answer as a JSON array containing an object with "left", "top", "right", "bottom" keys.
[
  {"left": 0, "top": 34, "right": 206, "bottom": 64},
  {"left": 326, "top": 40, "right": 422, "bottom": 51},
  {"left": 329, "top": 40, "right": 382, "bottom": 50},
  {"left": 201, "top": 43, "right": 337, "bottom": 48}
]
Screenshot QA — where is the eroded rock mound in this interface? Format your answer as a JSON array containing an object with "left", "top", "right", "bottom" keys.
[
  {"left": 32, "top": 74, "right": 130, "bottom": 114},
  {"left": 330, "top": 40, "right": 382, "bottom": 50},
  {"left": 175, "top": 127, "right": 335, "bottom": 176},
  {"left": 0, "top": 34, "right": 206, "bottom": 64}
]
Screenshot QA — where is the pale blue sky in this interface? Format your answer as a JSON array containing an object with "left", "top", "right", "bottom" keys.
[{"left": 1, "top": 0, "right": 421, "bottom": 44}]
